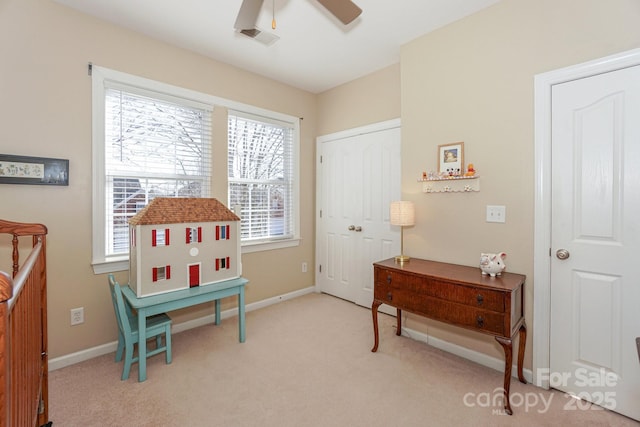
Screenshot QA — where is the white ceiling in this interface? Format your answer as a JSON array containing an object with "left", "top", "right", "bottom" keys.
[{"left": 53, "top": 0, "right": 500, "bottom": 93}]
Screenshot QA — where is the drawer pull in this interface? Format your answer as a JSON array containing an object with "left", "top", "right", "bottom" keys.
[
  {"left": 387, "top": 275, "right": 392, "bottom": 284},
  {"left": 476, "top": 316, "right": 484, "bottom": 328},
  {"left": 476, "top": 294, "right": 484, "bottom": 305},
  {"left": 387, "top": 292, "right": 393, "bottom": 301}
]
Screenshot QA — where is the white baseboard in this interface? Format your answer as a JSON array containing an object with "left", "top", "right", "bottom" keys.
[
  {"left": 401, "top": 326, "right": 534, "bottom": 383},
  {"left": 49, "top": 286, "right": 315, "bottom": 371}
]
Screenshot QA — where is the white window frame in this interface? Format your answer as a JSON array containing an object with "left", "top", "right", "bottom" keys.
[
  {"left": 92, "top": 66, "right": 300, "bottom": 274},
  {"left": 227, "top": 110, "right": 301, "bottom": 253}
]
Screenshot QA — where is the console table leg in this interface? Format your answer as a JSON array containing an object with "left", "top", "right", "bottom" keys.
[
  {"left": 396, "top": 308, "right": 402, "bottom": 336},
  {"left": 495, "top": 336, "right": 514, "bottom": 415},
  {"left": 517, "top": 322, "right": 527, "bottom": 384},
  {"left": 371, "top": 300, "right": 382, "bottom": 352}
]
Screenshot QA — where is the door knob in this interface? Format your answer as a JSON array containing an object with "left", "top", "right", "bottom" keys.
[
  {"left": 355, "top": 226, "right": 362, "bottom": 232},
  {"left": 556, "top": 249, "right": 570, "bottom": 260},
  {"left": 348, "top": 225, "right": 355, "bottom": 231}
]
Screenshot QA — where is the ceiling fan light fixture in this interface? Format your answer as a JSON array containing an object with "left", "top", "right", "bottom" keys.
[{"left": 235, "top": 0, "right": 363, "bottom": 32}]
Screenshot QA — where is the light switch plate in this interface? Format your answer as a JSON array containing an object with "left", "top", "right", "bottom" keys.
[{"left": 486, "top": 205, "right": 506, "bottom": 223}]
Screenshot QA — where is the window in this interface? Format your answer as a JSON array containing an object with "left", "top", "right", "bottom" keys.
[
  {"left": 152, "top": 265, "right": 171, "bottom": 282},
  {"left": 215, "top": 257, "right": 230, "bottom": 271},
  {"left": 228, "top": 111, "right": 300, "bottom": 251},
  {"left": 92, "top": 66, "right": 212, "bottom": 272},
  {"left": 186, "top": 227, "right": 202, "bottom": 244},
  {"left": 92, "top": 66, "right": 299, "bottom": 272},
  {"left": 216, "top": 225, "right": 230, "bottom": 240},
  {"left": 152, "top": 229, "right": 170, "bottom": 247}
]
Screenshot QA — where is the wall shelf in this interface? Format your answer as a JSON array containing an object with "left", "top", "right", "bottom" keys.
[{"left": 419, "top": 176, "right": 480, "bottom": 193}]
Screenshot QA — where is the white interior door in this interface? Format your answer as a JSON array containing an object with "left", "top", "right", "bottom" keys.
[
  {"left": 550, "top": 65, "right": 640, "bottom": 420},
  {"left": 316, "top": 120, "right": 400, "bottom": 308}
]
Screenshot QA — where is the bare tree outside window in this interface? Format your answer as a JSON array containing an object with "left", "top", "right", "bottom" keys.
[
  {"left": 105, "top": 89, "right": 211, "bottom": 255},
  {"left": 228, "top": 114, "right": 293, "bottom": 242}
]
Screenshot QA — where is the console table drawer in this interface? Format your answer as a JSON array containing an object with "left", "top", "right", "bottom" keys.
[
  {"left": 374, "top": 283, "right": 506, "bottom": 335},
  {"left": 375, "top": 268, "right": 505, "bottom": 312}
]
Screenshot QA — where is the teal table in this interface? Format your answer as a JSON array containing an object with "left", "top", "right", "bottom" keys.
[{"left": 121, "top": 277, "right": 248, "bottom": 382}]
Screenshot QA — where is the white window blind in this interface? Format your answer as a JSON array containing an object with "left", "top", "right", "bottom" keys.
[
  {"left": 104, "top": 85, "right": 212, "bottom": 257},
  {"left": 228, "top": 111, "right": 294, "bottom": 244}
]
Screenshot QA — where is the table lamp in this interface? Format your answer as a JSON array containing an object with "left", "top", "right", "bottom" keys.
[{"left": 390, "top": 201, "right": 415, "bottom": 263}]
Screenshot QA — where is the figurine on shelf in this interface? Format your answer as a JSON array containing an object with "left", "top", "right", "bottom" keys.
[{"left": 465, "top": 163, "right": 476, "bottom": 177}]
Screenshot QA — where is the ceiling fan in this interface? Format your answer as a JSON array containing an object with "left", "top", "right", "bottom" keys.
[{"left": 234, "top": 0, "right": 362, "bottom": 44}]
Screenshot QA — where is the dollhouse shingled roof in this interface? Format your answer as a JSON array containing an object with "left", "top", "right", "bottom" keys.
[{"left": 128, "top": 197, "right": 240, "bottom": 225}]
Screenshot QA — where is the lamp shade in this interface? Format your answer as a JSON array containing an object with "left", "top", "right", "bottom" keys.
[{"left": 390, "top": 201, "right": 415, "bottom": 227}]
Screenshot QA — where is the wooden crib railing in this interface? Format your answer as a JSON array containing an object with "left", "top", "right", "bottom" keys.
[{"left": 0, "top": 219, "right": 49, "bottom": 427}]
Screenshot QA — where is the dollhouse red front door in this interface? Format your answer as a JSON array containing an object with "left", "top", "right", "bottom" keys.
[{"left": 188, "top": 264, "right": 200, "bottom": 287}]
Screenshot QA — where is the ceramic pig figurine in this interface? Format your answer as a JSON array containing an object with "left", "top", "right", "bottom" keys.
[{"left": 480, "top": 252, "right": 507, "bottom": 277}]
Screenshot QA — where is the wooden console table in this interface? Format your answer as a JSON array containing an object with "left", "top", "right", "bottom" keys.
[{"left": 371, "top": 258, "right": 526, "bottom": 415}]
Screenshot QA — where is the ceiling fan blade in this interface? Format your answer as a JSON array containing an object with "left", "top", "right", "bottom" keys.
[
  {"left": 316, "top": 0, "right": 362, "bottom": 25},
  {"left": 234, "top": 0, "right": 264, "bottom": 30}
]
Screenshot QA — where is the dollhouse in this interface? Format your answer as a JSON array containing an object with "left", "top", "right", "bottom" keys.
[{"left": 128, "top": 197, "right": 241, "bottom": 297}]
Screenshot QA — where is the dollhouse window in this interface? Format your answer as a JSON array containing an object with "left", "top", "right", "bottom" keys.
[
  {"left": 216, "top": 225, "right": 230, "bottom": 240},
  {"left": 215, "top": 257, "right": 230, "bottom": 271},
  {"left": 186, "top": 227, "right": 202, "bottom": 244},
  {"left": 152, "top": 265, "right": 171, "bottom": 282},
  {"left": 152, "top": 229, "right": 170, "bottom": 247}
]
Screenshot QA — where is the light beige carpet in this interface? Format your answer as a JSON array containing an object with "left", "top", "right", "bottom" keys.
[{"left": 49, "top": 293, "right": 638, "bottom": 426}]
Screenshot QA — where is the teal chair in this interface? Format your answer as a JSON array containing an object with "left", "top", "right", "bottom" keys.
[{"left": 108, "top": 274, "right": 173, "bottom": 380}]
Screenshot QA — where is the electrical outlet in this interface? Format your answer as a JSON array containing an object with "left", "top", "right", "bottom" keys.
[
  {"left": 302, "top": 262, "right": 308, "bottom": 273},
  {"left": 70, "top": 307, "right": 84, "bottom": 326},
  {"left": 486, "top": 205, "right": 506, "bottom": 223}
]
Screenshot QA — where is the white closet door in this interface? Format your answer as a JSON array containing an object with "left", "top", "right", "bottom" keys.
[
  {"left": 316, "top": 120, "right": 400, "bottom": 308},
  {"left": 550, "top": 65, "right": 640, "bottom": 421}
]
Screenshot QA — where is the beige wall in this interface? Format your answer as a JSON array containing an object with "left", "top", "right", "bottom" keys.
[
  {"left": 400, "top": 0, "right": 640, "bottom": 368},
  {"left": 0, "top": 0, "right": 317, "bottom": 358},
  {"left": 316, "top": 63, "right": 401, "bottom": 136}
]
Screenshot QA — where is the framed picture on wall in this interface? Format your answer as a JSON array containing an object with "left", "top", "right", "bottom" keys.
[
  {"left": 0, "top": 154, "right": 69, "bottom": 186},
  {"left": 438, "top": 142, "right": 464, "bottom": 175}
]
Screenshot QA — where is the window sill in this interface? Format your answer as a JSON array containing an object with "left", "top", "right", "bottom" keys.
[
  {"left": 241, "top": 238, "right": 300, "bottom": 254},
  {"left": 92, "top": 257, "right": 129, "bottom": 274}
]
